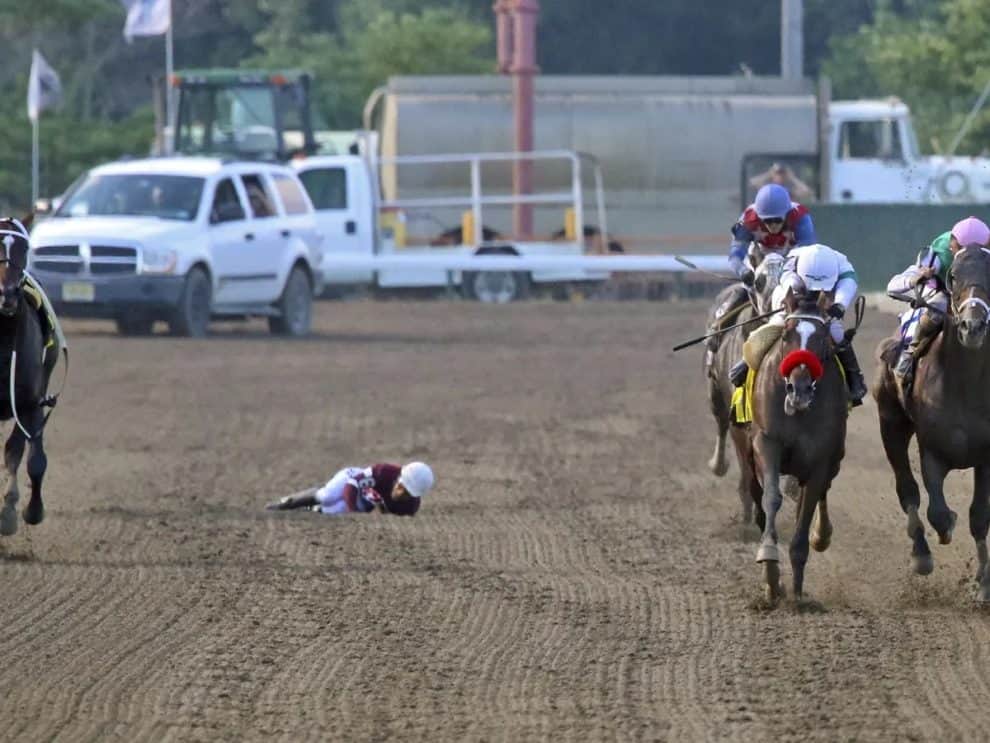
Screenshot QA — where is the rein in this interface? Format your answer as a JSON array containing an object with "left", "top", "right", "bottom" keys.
[{"left": 953, "top": 287, "right": 990, "bottom": 320}]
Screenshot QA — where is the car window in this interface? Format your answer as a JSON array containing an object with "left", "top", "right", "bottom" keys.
[
  {"left": 240, "top": 174, "right": 278, "bottom": 218},
  {"left": 271, "top": 173, "right": 310, "bottom": 215},
  {"left": 56, "top": 174, "right": 204, "bottom": 221},
  {"left": 837, "top": 119, "right": 903, "bottom": 160},
  {"left": 210, "top": 178, "right": 246, "bottom": 224},
  {"left": 298, "top": 167, "right": 347, "bottom": 211}
]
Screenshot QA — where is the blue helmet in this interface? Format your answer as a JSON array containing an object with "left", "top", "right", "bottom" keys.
[{"left": 754, "top": 184, "right": 792, "bottom": 220}]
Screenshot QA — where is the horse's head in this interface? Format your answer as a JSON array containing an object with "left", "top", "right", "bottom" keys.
[
  {"left": 0, "top": 216, "right": 32, "bottom": 317},
  {"left": 778, "top": 294, "right": 830, "bottom": 415},
  {"left": 948, "top": 245, "right": 990, "bottom": 350},
  {"left": 752, "top": 252, "right": 786, "bottom": 314}
]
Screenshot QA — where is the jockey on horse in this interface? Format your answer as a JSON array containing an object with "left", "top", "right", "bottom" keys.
[
  {"left": 706, "top": 184, "right": 816, "bottom": 368},
  {"left": 885, "top": 216, "right": 990, "bottom": 387},
  {"left": 737, "top": 243, "right": 869, "bottom": 407}
]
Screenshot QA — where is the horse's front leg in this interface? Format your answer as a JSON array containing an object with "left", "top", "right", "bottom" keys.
[
  {"left": 878, "top": 410, "right": 932, "bottom": 574},
  {"left": 920, "top": 447, "right": 957, "bottom": 546},
  {"left": 971, "top": 464, "right": 990, "bottom": 602},
  {"left": 810, "top": 494, "right": 832, "bottom": 552},
  {"left": 754, "top": 433, "right": 784, "bottom": 601},
  {"left": 791, "top": 473, "right": 827, "bottom": 600},
  {"left": 707, "top": 372, "right": 730, "bottom": 477},
  {"left": 22, "top": 407, "right": 46, "bottom": 526},
  {"left": 0, "top": 424, "right": 26, "bottom": 536}
]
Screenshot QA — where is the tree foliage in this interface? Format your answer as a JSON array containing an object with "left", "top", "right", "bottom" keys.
[{"left": 823, "top": 0, "right": 990, "bottom": 155}]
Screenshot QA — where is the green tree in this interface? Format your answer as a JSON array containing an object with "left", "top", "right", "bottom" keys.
[{"left": 823, "top": 0, "right": 990, "bottom": 154}]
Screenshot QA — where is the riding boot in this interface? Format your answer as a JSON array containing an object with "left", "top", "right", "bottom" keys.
[
  {"left": 835, "top": 341, "right": 867, "bottom": 407},
  {"left": 894, "top": 311, "right": 944, "bottom": 386},
  {"left": 265, "top": 490, "right": 319, "bottom": 511},
  {"left": 730, "top": 358, "right": 749, "bottom": 388}
]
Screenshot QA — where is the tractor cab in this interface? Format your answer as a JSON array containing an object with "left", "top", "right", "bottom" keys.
[{"left": 169, "top": 69, "right": 318, "bottom": 162}]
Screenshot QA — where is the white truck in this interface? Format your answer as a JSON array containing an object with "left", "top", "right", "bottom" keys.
[
  {"left": 291, "top": 148, "right": 612, "bottom": 302},
  {"left": 29, "top": 157, "right": 324, "bottom": 336}
]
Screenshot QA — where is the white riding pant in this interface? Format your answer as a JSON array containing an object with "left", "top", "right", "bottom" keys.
[{"left": 314, "top": 467, "right": 364, "bottom": 515}]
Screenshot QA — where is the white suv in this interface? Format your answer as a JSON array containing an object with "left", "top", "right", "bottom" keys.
[{"left": 30, "top": 157, "right": 324, "bottom": 337}]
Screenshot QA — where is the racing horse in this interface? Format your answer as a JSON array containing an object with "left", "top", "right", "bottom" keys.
[
  {"left": 874, "top": 244, "right": 990, "bottom": 600},
  {"left": 705, "top": 252, "right": 786, "bottom": 524},
  {"left": 748, "top": 293, "right": 848, "bottom": 601},
  {"left": 0, "top": 216, "right": 58, "bottom": 537}
]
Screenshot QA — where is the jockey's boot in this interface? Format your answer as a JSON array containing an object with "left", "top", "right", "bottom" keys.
[
  {"left": 265, "top": 490, "right": 318, "bottom": 511},
  {"left": 894, "top": 310, "right": 943, "bottom": 387},
  {"left": 730, "top": 359, "right": 749, "bottom": 388},
  {"left": 835, "top": 341, "right": 867, "bottom": 407}
]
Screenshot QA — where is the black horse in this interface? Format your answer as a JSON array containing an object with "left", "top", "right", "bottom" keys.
[{"left": 0, "top": 216, "right": 58, "bottom": 537}]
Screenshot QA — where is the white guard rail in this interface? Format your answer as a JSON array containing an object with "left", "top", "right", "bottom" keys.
[{"left": 319, "top": 254, "right": 730, "bottom": 274}]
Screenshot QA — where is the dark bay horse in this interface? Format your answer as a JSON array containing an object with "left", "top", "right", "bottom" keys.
[
  {"left": 749, "top": 296, "right": 848, "bottom": 601},
  {"left": 0, "top": 216, "right": 57, "bottom": 537},
  {"left": 706, "top": 252, "right": 785, "bottom": 524},
  {"left": 874, "top": 245, "right": 990, "bottom": 600}
]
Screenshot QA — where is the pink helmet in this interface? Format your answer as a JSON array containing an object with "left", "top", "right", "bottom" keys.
[{"left": 951, "top": 216, "right": 990, "bottom": 248}]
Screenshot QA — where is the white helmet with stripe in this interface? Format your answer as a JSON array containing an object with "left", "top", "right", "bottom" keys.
[{"left": 794, "top": 244, "right": 839, "bottom": 292}]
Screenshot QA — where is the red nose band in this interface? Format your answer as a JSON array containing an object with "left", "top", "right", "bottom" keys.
[{"left": 780, "top": 349, "right": 823, "bottom": 380}]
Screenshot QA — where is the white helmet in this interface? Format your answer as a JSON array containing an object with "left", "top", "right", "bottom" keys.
[
  {"left": 399, "top": 462, "right": 434, "bottom": 499},
  {"left": 795, "top": 244, "right": 839, "bottom": 291}
]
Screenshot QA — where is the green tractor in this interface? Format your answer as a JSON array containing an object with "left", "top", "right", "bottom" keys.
[{"left": 159, "top": 68, "right": 364, "bottom": 161}]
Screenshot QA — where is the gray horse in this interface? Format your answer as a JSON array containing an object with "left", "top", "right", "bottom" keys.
[
  {"left": 874, "top": 245, "right": 990, "bottom": 600},
  {"left": 749, "top": 295, "right": 848, "bottom": 602},
  {"left": 706, "top": 253, "right": 785, "bottom": 524}
]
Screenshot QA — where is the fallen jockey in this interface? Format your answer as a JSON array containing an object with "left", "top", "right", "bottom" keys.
[
  {"left": 731, "top": 243, "right": 868, "bottom": 407},
  {"left": 886, "top": 216, "right": 990, "bottom": 387},
  {"left": 706, "top": 184, "right": 816, "bottom": 365},
  {"left": 265, "top": 461, "right": 434, "bottom": 517}
]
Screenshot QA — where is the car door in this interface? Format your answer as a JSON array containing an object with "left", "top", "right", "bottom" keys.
[
  {"left": 206, "top": 176, "right": 254, "bottom": 305},
  {"left": 830, "top": 118, "right": 916, "bottom": 203},
  {"left": 296, "top": 164, "right": 371, "bottom": 284},
  {"left": 234, "top": 172, "right": 284, "bottom": 302},
  {"left": 270, "top": 170, "right": 319, "bottom": 276}
]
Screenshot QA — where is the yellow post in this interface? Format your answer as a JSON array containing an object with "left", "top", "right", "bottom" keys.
[
  {"left": 564, "top": 207, "right": 577, "bottom": 240},
  {"left": 461, "top": 209, "right": 475, "bottom": 245}
]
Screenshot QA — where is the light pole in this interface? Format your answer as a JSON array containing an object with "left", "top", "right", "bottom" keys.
[{"left": 781, "top": 0, "right": 803, "bottom": 80}]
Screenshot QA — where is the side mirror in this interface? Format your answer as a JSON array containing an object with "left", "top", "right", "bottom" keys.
[{"left": 34, "top": 198, "right": 52, "bottom": 215}]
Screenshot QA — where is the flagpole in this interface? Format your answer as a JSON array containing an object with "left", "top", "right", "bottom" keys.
[
  {"left": 165, "top": 0, "right": 174, "bottom": 154},
  {"left": 31, "top": 117, "right": 39, "bottom": 206}
]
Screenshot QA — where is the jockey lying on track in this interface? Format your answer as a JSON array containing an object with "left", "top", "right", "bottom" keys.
[
  {"left": 265, "top": 462, "right": 434, "bottom": 517},
  {"left": 886, "top": 216, "right": 990, "bottom": 386},
  {"left": 731, "top": 243, "right": 868, "bottom": 407},
  {"left": 707, "top": 184, "right": 816, "bottom": 363}
]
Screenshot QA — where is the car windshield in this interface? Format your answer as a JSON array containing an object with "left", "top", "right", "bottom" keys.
[{"left": 55, "top": 174, "right": 205, "bottom": 221}]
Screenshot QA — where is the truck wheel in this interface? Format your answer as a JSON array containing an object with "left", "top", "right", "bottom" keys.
[
  {"left": 115, "top": 313, "right": 155, "bottom": 336},
  {"left": 462, "top": 270, "right": 530, "bottom": 303},
  {"left": 269, "top": 266, "right": 312, "bottom": 337},
  {"left": 169, "top": 267, "right": 212, "bottom": 337}
]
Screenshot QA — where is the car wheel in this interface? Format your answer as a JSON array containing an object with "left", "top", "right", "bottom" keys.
[
  {"left": 115, "top": 313, "right": 155, "bottom": 336},
  {"left": 462, "top": 270, "right": 530, "bottom": 303},
  {"left": 269, "top": 266, "right": 312, "bottom": 337},
  {"left": 169, "top": 267, "right": 212, "bottom": 337}
]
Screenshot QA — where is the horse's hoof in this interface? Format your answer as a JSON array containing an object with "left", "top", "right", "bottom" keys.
[
  {"left": 912, "top": 553, "right": 934, "bottom": 576},
  {"left": 756, "top": 544, "right": 780, "bottom": 563},
  {"left": 708, "top": 455, "right": 728, "bottom": 477},
  {"left": 23, "top": 502, "right": 44, "bottom": 526},
  {"left": 0, "top": 504, "right": 18, "bottom": 536},
  {"left": 937, "top": 511, "right": 958, "bottom": 546},
  {"left": 810, "top": 532, "right": 831, "bottom": 553}
]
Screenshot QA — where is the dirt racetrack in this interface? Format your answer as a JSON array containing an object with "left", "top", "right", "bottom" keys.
[{"left": 3, "top": 299, "right": 990, "bottom": 742}]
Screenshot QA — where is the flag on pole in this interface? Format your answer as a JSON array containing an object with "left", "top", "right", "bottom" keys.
[
  {"left": 122, "top": 0, "right": 171, "bottom": 42},
  {"left": 27, "top": 50, "right": 62, "bottom": 122}
]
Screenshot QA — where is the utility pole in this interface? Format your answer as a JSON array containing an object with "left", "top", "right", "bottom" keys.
[
  {"left": 781, "top": 0, "right": 803, "bottom": 80},
  {"left": 495, "top": 0, "right": 539, "bottom": 238}
]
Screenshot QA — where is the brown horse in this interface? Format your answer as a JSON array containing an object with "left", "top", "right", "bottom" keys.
[
  {"left": 749, "top": 296, "right": 847, "bottom": 601},
  {"left": 874, "top": 244, "right": 990, "bottom": 599},
  {"left": 0, "top": 216, "right": 57, "bottom": 537},
  {"left": 705, "top": 252, "right": 786, "bottom": 525}
]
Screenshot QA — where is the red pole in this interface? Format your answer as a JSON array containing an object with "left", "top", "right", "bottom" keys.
[
  {"left": 510, "top": 0, "right": 538, "bottom": 238},
  {"left": 493, "top": 0, "right": 513, "bottom": 74}
]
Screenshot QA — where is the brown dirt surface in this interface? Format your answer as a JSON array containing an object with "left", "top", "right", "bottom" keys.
[{"left": 2, "top": 300, "right": 989, "bottom": 742}]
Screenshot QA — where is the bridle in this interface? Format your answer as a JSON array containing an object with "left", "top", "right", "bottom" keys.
[
  {"left": 782, "top": 311, "right": 828, "bottom": 396},
  {"left": 948, "top": 246, "right": 990, "bottom": 323}
]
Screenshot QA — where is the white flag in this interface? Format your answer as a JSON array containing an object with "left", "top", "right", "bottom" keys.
[
  {"left": 27, "top": 50, "right": 62, "bottom": 122},
  {"left": 122, "top": 0, "right": 171, "bottom": 42}
]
